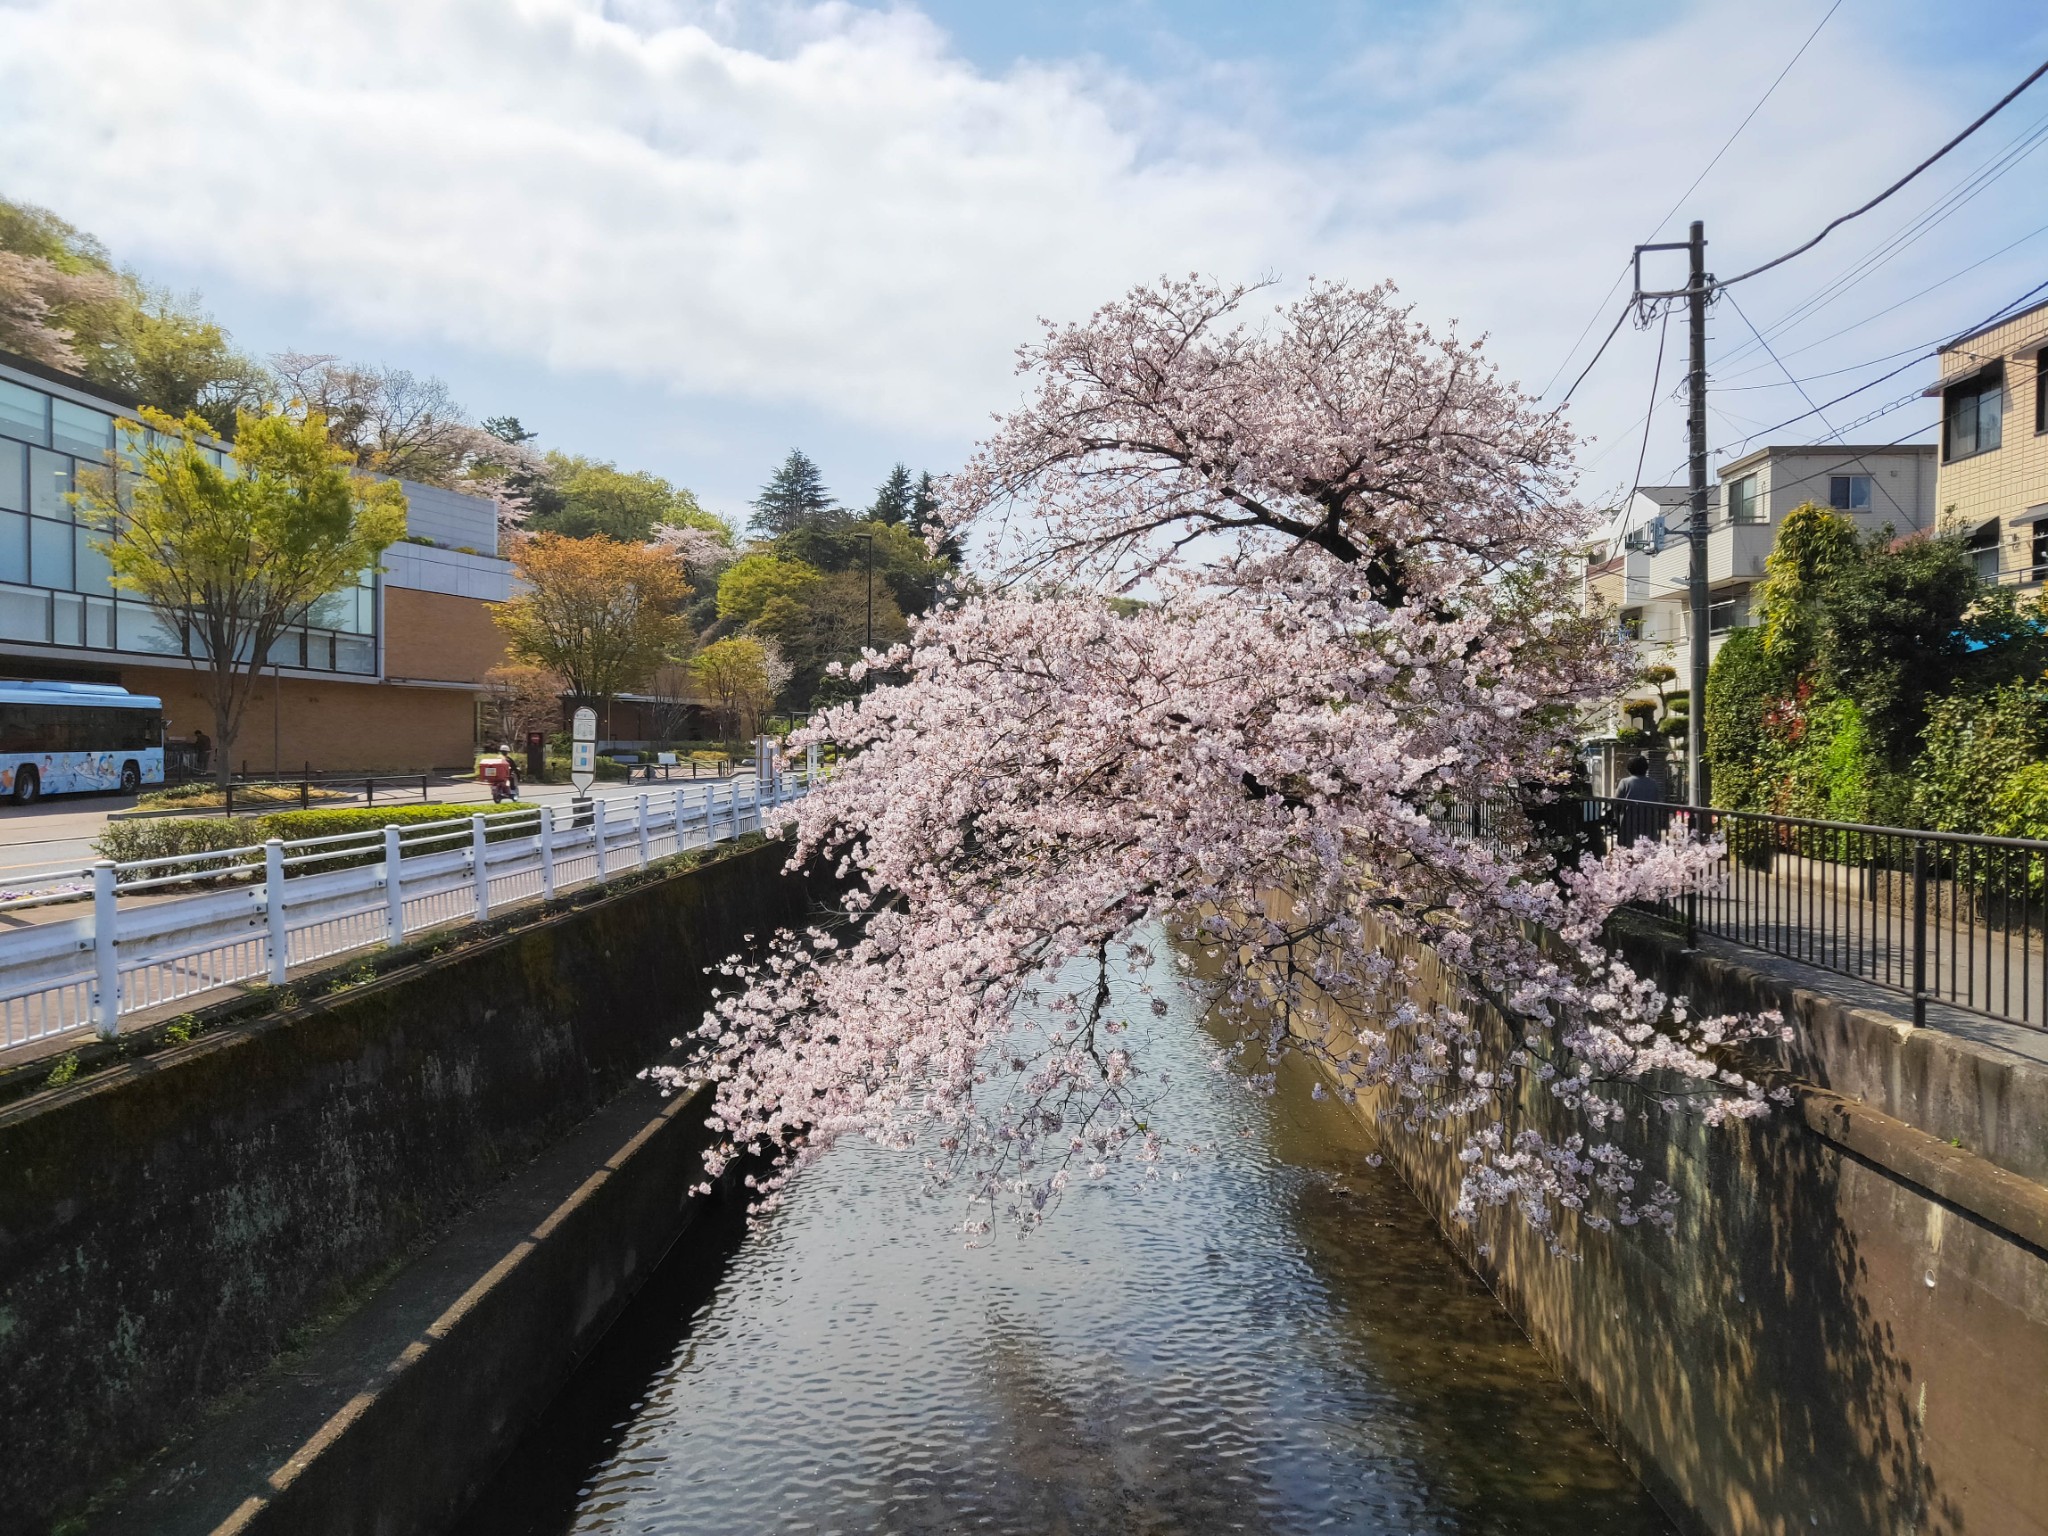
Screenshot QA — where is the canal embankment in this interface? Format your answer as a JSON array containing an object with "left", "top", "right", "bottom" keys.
[
  {"left": 0, "top": 836, "right": 812, "bottom": 1535},
  {"left": 1299, "top": 899, "right": 2048, "bottom": 1536}
]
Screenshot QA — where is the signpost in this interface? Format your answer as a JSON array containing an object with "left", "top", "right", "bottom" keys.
[{"left": 571, "top": 706, "right": 596, "bottom": 798}]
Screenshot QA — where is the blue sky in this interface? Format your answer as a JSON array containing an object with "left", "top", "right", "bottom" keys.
[{"left": 2, "top": 0, "right": 2045, "bottom": 529}]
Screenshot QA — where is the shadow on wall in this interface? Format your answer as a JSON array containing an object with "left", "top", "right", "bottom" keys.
[{"left": 1284, "top": 910, "right": 2037, "bottom": 1536}]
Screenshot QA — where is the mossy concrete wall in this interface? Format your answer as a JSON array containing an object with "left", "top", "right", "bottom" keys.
[
  {"left": 1300, "top": 904, "right": 2048, "bottom": 1536},
  {"left": 0, "top": 839, "right": 812, "bottom": 1532}
]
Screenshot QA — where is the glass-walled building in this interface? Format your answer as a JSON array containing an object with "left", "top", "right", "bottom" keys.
[
  {"left": 0, "top": 351, "right": 514, "bottom": 772},
  {"left": 0, "top": 371, "right": 379, "bottom": 672}
]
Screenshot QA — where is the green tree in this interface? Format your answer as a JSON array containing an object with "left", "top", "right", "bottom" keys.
[
  {"left": 78, "top": 286, "right": 269, "bottom": 435},
  {"left": 1910, "top": 681, "right": 2048, "bottom": 834},
  {"left": 716, "top": 553, "right": 824, "bottom": 628},
  {"left": 1757, "top": 502, "right": 1861, "bottom": 671},
  {"left": 75, "top": 406, "right": 407, "bottom": 787},
  {"left": 524, "top": 452, "right": 716, "bottom": 542},
  {"left": 750, "top": 448, "right": 838, "bottom": 537},
  {"left": 689, "top": 635, "right": 782, "bottom": 740},
  {"left": 1, "top": 198, "right": 264, "bottom": 433},
  {"left": 870, "top": 463, "right": 913, "bottom": 525},
  {"left": 1703, "top": 627, "right": 1791, "bottom": 811},
  {"left": 493, "top": 534, "right": 692, "bottom": 705},
  {"left": 773, "top": 517, "right": 945, "bottom": 616}
]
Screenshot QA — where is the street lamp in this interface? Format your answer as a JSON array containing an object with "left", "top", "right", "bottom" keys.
[{"left": 853, "top": 531, "right": 874, "bottom": 654}]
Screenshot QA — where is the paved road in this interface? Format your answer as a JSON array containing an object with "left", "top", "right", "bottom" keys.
[{"left": 0, "top": 773, "right": 757, "bottom": 892}]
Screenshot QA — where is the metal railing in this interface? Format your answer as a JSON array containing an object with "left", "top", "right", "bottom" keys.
[
  {"left": 1468, "top": 794, "right": 2048, "bottom": 1032},
  {"left": 0, "top": 769, "right": 811, "bottom": 1056}
]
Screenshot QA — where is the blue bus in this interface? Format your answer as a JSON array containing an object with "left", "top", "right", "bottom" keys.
[{"left": 0, "top": 681, "right": 165, "bottom": 804}]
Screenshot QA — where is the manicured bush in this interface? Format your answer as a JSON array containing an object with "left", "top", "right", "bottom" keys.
[
  {"left": 94, "top": 803, "right": 539, "bottom": 868},
  {"left": 256, "top": 803, "right": 538, "bottom": 843},
  {"left": 91, "top": 818, "right": 256, "bottom": 866}
]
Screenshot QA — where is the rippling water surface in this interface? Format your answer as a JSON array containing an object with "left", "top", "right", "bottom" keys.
[{"left": 455, "top": 940, "right": 1672, "bottom": 1536}]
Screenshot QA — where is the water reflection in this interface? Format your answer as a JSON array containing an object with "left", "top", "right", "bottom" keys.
[{"left": 453, "top": 937, "right": 1671, "bottom": 1536}]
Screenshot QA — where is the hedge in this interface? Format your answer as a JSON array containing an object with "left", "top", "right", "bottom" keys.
[{"left": 93, "top": 803, "right": 539, "bottom": 868}]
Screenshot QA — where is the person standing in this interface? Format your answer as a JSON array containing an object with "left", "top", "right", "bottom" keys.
[{"left": 1614, "top": 754, "right": 1669, "bottom": 846}]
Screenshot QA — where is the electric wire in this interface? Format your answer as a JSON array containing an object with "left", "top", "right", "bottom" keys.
[
  {"left": 1552, "top": 301, "right": 1634, "bottom": 412},
  {"left": 1724, "top": 288, "right": 1843, "bottom": 442},
  {"left": 1719, "top": 54, "right": 2048, "bottom": 287},
  {"left": 1717, "top": 110, "right": 2048, "bottom": 371},
  {"left": 1537, "top": 0, "right": 1842, "bottom": 401}
]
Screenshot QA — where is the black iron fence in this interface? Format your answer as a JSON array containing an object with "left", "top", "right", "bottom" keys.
[{"left": 1460, "top": 794, "right": 2048, "bottom": 1033}]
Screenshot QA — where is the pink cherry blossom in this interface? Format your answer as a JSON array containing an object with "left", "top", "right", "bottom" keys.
[{"left": 647, "top": 277, "right": 1783, "bottom": 1249}]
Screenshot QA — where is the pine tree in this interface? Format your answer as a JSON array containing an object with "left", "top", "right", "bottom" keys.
[
  {"left": 870, "top": 463, "right": 913, "bottom": 525},
  {"left": 908, "top": 470, "right": 961, "bottom": 563},
  {"left": 751, "top": 448, "right": 837, "bottom": 537}
]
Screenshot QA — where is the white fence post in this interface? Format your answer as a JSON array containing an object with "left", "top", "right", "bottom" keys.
[
  {"left": 539, "top": 805, "right": 556, "bottom": 900},
  {"left": 472, "top": 815, "right": 491, "bottom": 919},
  {"left": 673, "top": 786, "right": 687, "bottom": 853},
  {"left": 637, "top": 793, "right": 650, "bottom": 869},
  {"left": 265, "top": 838, "right": 288, "bottom": 984},
  {"left": 383, "top": 825, "right": 404, "bottom": 945},
  {"left": 593, "top": 796, "right": 608, "bottom": 882},
  {"left": 91, "top": 860, "right": 119, "bottom": 1038},
  {"left": 730, "top": 780, "right": 742, "bottom": 841}
]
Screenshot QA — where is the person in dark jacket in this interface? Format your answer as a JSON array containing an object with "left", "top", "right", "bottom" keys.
[{"left": 1614, "top": 755, "right": 1669, "bottom": 845}]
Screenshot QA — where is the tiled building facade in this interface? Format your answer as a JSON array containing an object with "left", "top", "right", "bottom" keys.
[{"left": 1932, "top": 297, "right": 2048, "bottom": 583}]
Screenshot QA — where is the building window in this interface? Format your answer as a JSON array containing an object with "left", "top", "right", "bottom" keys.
[
  {"left": 1968, "top": 522, "right": 2001, "bottom": 583},
  {"left": 1619, "top": 608, "right": 1643, "bottom": 640},
  {"left": 1945, "top": 367, "right": 2004, "bottom": 461},
  {"left": 0, "top": 380, "right": 49, "bottom": 446},
  {"left": 1709, "top": 594, "right": 1742, "bottom": 633},
  {"left": 2032, "top": 523, "right": 2048, "bottom": 583},
  {"left": 1829, "top": 474, "right": 1872, "bottom": 511},
  {"left": 1727, "top": 474, "right": 1761, "bottom": 525}
]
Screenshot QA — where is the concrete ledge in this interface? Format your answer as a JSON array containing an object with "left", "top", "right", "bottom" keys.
[
  {"left": 1611, "top": 918, "right": 2048, "bottom": 1187},
  {"left": 82, "top": 1079, "right": 721, "bottom": 1536},
  {"left": 1795, "top": 1081, "right": 2048, "bottom": 1255}
]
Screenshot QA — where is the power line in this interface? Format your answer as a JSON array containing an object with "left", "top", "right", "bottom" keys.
[
  {"left": 1537, "top": 0, "right": 1842, "bottom": 401},
  {"left": 1720, "top": 54, "right": 2048, "bottom": 287},
  {"left": 1723, "top": 288, "right": 1842, "bottom": 443},
  {"left": 1553, "top": 301, "right": 1634, "bottom": 412},
  {"left": 1717, "top": 110, "right": 2048, "bottom": 370},
  {"left": 1624, "top": 310, "right": 1672, "bottom": 534},
  {"left": 1643, "top": 0, "right": 1844, "bottom": 249},
  {"left": 1718, "top": 230, "right": 2047, "bottom": 384}
]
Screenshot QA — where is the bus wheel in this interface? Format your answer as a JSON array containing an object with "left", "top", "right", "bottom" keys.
[
  {"left": 13, "top": 768, "right": 38, "bottom": 805},
  {"left": 120, "top": 761, "right": 141, "bottom": 794}
]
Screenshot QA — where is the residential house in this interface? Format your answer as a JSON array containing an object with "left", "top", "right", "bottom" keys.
[{"left": 1930, "top": 295, "right": 2048, "bottom": 582}]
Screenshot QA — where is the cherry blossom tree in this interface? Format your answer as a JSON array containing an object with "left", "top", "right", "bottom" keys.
[{"left": 656, "top": 278, "right": 1784, "bottom": 1248}]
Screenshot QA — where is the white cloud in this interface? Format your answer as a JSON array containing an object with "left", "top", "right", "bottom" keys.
[
  {"left": 0, "top": 0, "right": 1329, "bottom": 432},
  {"left": 0, "top": 0, "right": 2030, "bottom": 486}
]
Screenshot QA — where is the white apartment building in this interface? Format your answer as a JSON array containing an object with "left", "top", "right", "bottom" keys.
[{"left": 1585, "top": 443, "right": 1938, "bottom": 691}]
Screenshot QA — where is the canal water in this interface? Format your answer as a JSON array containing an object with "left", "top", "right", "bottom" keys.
[{"left": 454, "top": 940, "right": 1672, "bottom": 1536}]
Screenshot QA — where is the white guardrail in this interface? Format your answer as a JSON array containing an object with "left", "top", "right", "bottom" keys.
[{"left": 0, "top": 771, "right": 809, "bottom": 1055}]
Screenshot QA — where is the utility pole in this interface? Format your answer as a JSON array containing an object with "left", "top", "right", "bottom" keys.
[
  {"left": 1633, "top": 220, "right": 1713, "bottom": 807},
  {"left": 1684, "top": 220, "right": 1710, "bottom": 809}
]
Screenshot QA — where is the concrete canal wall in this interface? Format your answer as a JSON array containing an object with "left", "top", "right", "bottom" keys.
[
  {"left": 0, "top": 837, "right": 812, "bottom": 1533},
  {"left": 1306, "top": 905, "right": 2048, "bottom": 1536}
]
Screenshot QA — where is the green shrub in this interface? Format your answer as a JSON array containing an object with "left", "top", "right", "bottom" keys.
[
  {"left": 94, "top": 803, "right": 540, "bottom": 871},
  {"left": 91, "top": 817, "right": 258, "bottom": 866},
  {"left": 1909, "top": 682, "right": 2048, "bottom": 835},
  {"left": 1989, "top": 762, "right": 2048, "bottom": 842},
  {"left": 1704, "top": 626, "right": 1792, "bottom": 811}
]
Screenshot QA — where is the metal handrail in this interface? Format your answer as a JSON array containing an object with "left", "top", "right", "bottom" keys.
[
  {"left": 1472, "top": 792, "right": 2048, "bottom": 1033},
  {"left": 0, "top": 765, "right": 818, "bottom": 1055}
]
